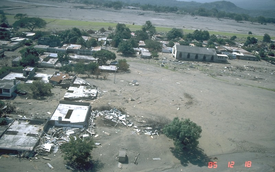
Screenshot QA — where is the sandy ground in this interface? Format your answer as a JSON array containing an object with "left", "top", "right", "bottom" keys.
[
  {"left": 1, "top": 0, "right": 275, "bottom": 36},
  {"left": 0, "top": 0, "right": 275, "bottom": 171}
]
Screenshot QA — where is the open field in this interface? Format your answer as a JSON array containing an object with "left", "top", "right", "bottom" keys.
[
  {"left": 2, "top": 0, "right": 275, "bottom": 40},
  {"left": 0, "top": 0, "right": 275, "bottom": 171},
  {"left": 5, "top": 15, "right": 267, "bottom": 41}
]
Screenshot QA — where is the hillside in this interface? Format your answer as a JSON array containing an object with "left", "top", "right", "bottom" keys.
[
  {"left": 199, "top": 1, "right": 245, "bottom": 13},
  {"left": 118, "top": 0, "right": 274, "bottom": 18}
]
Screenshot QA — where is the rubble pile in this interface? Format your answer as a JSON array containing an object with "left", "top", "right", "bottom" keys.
[
  {"left": 92, "top": 108, "right": 134, "bottom": 127},
  {"left": 35, "top": 127, "right": 86, "bottom": 155},
  {"left": 92, "top": 109, "right": 160, "bottom": 136}
]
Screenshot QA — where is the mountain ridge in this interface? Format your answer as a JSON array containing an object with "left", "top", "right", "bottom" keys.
[{"left": 118, "top": 0, "right": 275, "bottom": 18}]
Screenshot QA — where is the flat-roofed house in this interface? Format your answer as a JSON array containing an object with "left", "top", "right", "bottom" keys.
[
  {"left": 50, "top": 101, "right": 91, "bottom": 128},
  {"left": 0, "top": 119, "right": 47, "bottom": 151},
  {"left": 0, "top": 80, "right": 18, "bottom": 98}
]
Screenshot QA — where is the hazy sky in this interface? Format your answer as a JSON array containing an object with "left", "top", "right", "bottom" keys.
[{"left": 178, "top": 0, "right": 275, "bottom": 10}]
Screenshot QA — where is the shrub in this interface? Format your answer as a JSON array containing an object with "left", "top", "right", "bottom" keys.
[
  {"left": 118, "top": 59, "right": 130, "bottom": 71},
  {"left": 30, "top": 81, "right": 52, "bottom": 99}
]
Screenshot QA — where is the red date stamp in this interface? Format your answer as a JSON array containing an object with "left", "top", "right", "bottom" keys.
[
  {"left": 245, "top": 161, "right": 252, "bottom": 167},
  {"left": 208, "top": 161, "right": 218, "bottom": 168},
  {"left": 207, "top": 161, "right": 252, "bottom": 168}
]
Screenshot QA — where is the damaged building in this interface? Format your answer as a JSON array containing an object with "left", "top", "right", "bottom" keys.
[
  {"left": 64, "top": 85, "right": 97, "bottom": 100},
  {"left": 50, "top": 101, "right": 91, "bottom": 128},
  {"left": 0, "top": 119, "right": 48, "bottom": 152},
  {"left": 49, "top": 72, "right": 76, "bottom": 87}
]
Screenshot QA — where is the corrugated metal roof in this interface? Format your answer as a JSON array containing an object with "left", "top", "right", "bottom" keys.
[{"left": 50, "top": 73, "right": 70, "bottom": 83}]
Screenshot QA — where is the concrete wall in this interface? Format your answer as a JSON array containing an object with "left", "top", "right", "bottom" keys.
[
  {"left": 0, "top": 80, "right": 17, "bottom": 97},
  {"left": 176, "top": 51, "right": 216, "bottom": 62}
]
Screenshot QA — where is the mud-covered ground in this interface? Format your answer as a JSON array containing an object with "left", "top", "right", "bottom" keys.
[
  {"left": 0, "top": 0, "right": 275, "bottom": 171},
  {"left": 1, "top": 51, "right": 275, "bottom": 171}
]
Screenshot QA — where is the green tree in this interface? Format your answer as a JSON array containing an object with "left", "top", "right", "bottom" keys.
[
  {"left": 270, "top": 43, "right": 275, "bottom": 50},
  {"left": 225, "top": 39, "right": 236, "bottom": 46},
  {"left": 118, "top": 59, "right": 130, "bottom": 71},
  {"left": 0, "top": 28, "right": 11, "bottom": 40},
  {"left": 76, "top": 37, "right": 86, "bottom": 47},
  {"left": 93, "top": 50, "right": 116, "bottom": 65},
  {"left": 244, "top": 36, "right": 257, "bottom": 46},
  {"left": 118, "top": 41, "right": 135, "bottom": 55},
  {"left": 99, "top": 27, "right": 106, "bottom": 33},
  {"left": 179, "top": 41, "right": 189, "bottom": 46},
  {"left": 209, "top": 34, "right": 217, "bottom": 42},
  {"left": 47, "top": 35, "right": 61, "bottom": 47},
  {"left": 58, "top": 53, "right": 69, "bottom": 65},
  {"left": 257, "top": 16, "right": 266, "bottom": 24},
  {"left": 111, "top": 35, "right": 122, "bottom": 47},
  {"left": 24, "top": 39, "right": 33, "bottom": 46},
  {"left": 230, "top": 35, "right": 237, "bottom": 40},
  {"left": 86, "top": 38, "right": 98, "bottom": 48},
  {"left": 58, "top": 28, "right": 82, "bottom": 44},
  {"left": 217, "top": 38, "right": 226, "bottom": 45},
  {"left": 13, "top": 17, "right": 46, "bottom": 31},
  {"left": 194, "top": 42, "right": 203, "bottom": 47},
  {"left": 142, "top": 21, "right": 156, "bottom": 37},
  {"left": 74, "top": 62, "right": 86, "bottom": 74},
  {"left": 0, "top": 100, "right": 4, "bottom": 108},
  {"left": 234, "top": 15, "right": 242, "bottom": 22},
  {"left": 163, "top": 117, "right": 202, "bottom": 150},
  {"left": 60, "top": 64, "right": 73, "bottom": 73},
  {"left": 193, "top": 30, "right": 209, "bottom": 41},
  {"left": 145, "top": 40, "right": 162, "bottom": 52},
  {"left": 14, "top": 13, "right": 27, "bottom": 20},
  {"left": 61, "top": 137, "right": 95, "bottom": 170},
  {"left": 0, "top": 10, "right": 7, "bottom": 24},
  {"left": 167, "top": 28, "right": 183, "bottom": 40},
  {"left": 30, "top": 81, "right": 52, "bottom": 99},
  {"left": 128, "top": 38, "right": 138, "bottom": 48},
  {"left": 259, "top": 50, "right": 266, "bottom": 58},
  {"left": 112, "top": 1, "right": 123, "bottom": 10},
  {"left": 86, "top": 62, "right": 98, "bottom": 74},
  {"left": 19, "top": 47, "right": 42, "bottom": 66},
  {"left": 263, "top": 33, "right": 271, "bottom": 43},
  {"left": 115, "top": 23, "right": 131, "bottom": 39},
  {"left": 135, "top": 30, "right": 149, "bottom": 41},
  {"left": 185, "top": 33, "right": 193, "bottom": 42},
  {"left": 168, "top": 41, "right": 175, "bottom": 47}
]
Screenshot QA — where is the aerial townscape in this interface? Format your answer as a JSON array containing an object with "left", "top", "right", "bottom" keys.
[{"left": 0, "top": 0, "right": 274, "bottom": 171}]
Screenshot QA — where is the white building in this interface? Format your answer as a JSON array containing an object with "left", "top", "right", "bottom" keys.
[{"left": 50, "top": 101, "right": 91, "bottom": 128}]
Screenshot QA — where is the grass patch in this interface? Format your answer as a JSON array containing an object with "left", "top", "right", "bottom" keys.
[{"left": 255, "top": 86, "right": 275, "bottom": 92}]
